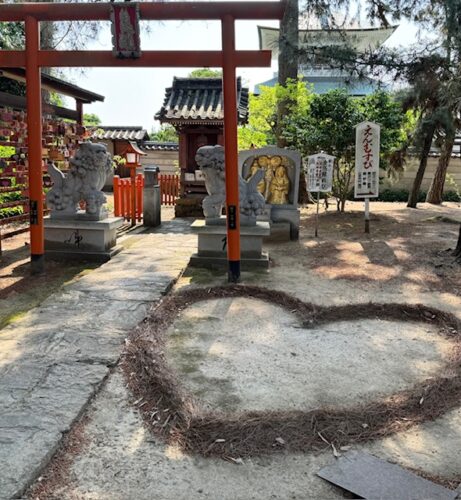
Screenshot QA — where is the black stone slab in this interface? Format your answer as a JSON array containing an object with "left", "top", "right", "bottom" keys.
[{"left": 317, "top": 451, "right": 458, "bottom": 500}]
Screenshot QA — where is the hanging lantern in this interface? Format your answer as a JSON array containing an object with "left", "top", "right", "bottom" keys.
[{"left": 122, "top": 141, "right": 146, "bottom": 167}]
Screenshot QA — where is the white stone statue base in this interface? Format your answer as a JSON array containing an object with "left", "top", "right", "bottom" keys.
[
  {"left": 44, "top": 216, "right": 124, "bottom": 262},
  {"left": 189, "top": 219, "right": 270, "bottom": 269}
]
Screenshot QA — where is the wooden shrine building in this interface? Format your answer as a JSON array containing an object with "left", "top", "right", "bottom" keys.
[
  {"left": 0, "top": 68, "right": 104, "bottom": 124},
  {"left": 155, "top": 77, "right": 249, "bottom": 216}
]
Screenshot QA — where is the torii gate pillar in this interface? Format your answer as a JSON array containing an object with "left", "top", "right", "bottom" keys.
[{"left": 25, "top": 16, "right": 45, "bottom": 274}]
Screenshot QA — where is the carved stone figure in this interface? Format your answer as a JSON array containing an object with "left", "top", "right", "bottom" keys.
[
  {"left": 246, "top": 159, "right": 266, "bottom": 195},
  {"left": 46, "top": 142, "right": 113, "bottom": 220},
  {"left": 195, "top": 145, "right": 226, "bottom": 219},
  {"left": 239, "top": 147, "right": 301, "bottom": 239},
  {"left": 268, "top": 164, "right": 290, "bottom": 205},
  {"left": 195, "top": 144, "right": 266, "bottom": 225}
]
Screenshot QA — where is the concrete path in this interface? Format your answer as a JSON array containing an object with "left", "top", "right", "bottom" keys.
[{"left": 0, "top": 220, "right": 196, "bottom": 500}]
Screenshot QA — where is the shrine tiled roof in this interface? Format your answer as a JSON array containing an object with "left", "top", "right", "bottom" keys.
[
  {"left": 0, "top": 68, "right": 104, "bottom": 104},
  {"left": 141, "top": 141, "right": 179, "bottom": 152},
  {"left": 155, "top": 77, "right": 249, "bottom": 125},
  {"left": 91, "top": 126, "right": 149, "bottom": 141}
]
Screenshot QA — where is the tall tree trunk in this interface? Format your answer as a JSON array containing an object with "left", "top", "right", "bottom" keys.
[
  {"left": 276, "top": 0, "right": 298, "bottom": 148},
  {"left": 277, "top": 0, "right": 305, "bottom": 202},
  {"left": 426, "top": 134, "right": 455, "bottom": 204},
  {"left": 407, "top": 123, "right": 436, "bottom": 208}
]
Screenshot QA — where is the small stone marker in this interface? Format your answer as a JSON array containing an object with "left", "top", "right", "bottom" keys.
[{"left": 317, "top": 451, "right": 458, "bottom": 500}]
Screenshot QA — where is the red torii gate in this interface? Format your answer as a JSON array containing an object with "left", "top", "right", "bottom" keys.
[{"left": 0, "top": 1, "right": 284, "bottom": 282}]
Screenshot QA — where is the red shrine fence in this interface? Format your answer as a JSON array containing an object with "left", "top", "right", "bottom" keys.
[
  {"left": 158, "top": 174, "right": 179, "bottom": 206},
  {"left": 113, "top": 173, "right": 179, "bottom": 222}
]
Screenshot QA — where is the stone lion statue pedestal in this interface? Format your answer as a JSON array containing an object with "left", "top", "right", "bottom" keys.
[
  {"left": 189, "top": 218, "right": 270, "bottom": 269},
  {"left": 44, "top": 142, "right": 124, "bottom": 262},
  {"left": 189, "top": 145, "right": 270, "bottom": 270}
]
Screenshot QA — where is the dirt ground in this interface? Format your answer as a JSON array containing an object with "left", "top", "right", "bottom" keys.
[
  {"left": 1, "top": 201, "right": 460, "bottom": 331},
  {"left": 20, "top": 199, "right": 461, "bottom": 500},
  {"left": 0, "top": 229, "right": 100, "bottom": 329},
  {"left": 291, "top": 200, "right": 461, "bottom": 296},
  {"left": 1, "top": 199, "right": 458, "bottom": 499}
]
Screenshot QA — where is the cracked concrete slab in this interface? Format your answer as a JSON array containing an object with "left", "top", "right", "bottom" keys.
[{"left": 0, "top": 223, "right": 195, "bottom": 499}]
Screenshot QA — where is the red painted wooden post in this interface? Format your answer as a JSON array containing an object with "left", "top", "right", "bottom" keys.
[
  {"left": 222, "top": 14, "right": 240, "bottom": 282},
  {"left": 122, "top": 178, "right": 129, "bottom": 220},
  {"left": 158, "top": 175, "right": 162, "bottom": 204},
  {"left": 119, "top": 179, "right": 123, "bottom": 218},
  {"left": 25, "top": 15, "right": 44, "bottom": 273},
  {"left": 168, "top": 175, "right": 173, "bottom": 205},
  {"left": 126, "top": 179, "right": 131, "bottom": 221},
  {"left": 167, "top": 175, "right": 171, "bottom": 205},
  {"left": 113, "top": 175, "right": 121, "bottom": 216}
]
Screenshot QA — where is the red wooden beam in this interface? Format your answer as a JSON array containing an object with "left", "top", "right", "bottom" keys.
[
  {"left": 0, "top": 50, "right": 272, "bottom": 69},
  {"left": 0, "top": 1, "right": 285, "bottom": 21},
  {"left": 37, "top": 50, "right": 272, "bottom": 68},
  {"left": 0, "top": 51, "right": 26, "bottom": 67}
]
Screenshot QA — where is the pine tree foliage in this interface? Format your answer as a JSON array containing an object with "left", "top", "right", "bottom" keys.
[{"left": 289, "top": 0, "right": 461, "bottom": 208}]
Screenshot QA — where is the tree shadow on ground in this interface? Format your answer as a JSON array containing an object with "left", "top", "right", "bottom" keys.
[{"left": 282, "top": 208, "right": 461, "bottom": 295}]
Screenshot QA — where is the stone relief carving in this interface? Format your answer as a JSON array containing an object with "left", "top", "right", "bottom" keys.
[
  {"left": 245, "top": 153, "right": 292, "bottom": 205},
  {"left": 46, "top": 142, "right": 113, "bottom": 220},
  {"left": 195, "top": 145, "right": 266, "bottom": 225}
]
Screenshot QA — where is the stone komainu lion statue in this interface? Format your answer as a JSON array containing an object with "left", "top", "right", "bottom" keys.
[
  {"left": 195, "top": 145, "right": 266, "bottom": 225},
  {"left": 46, "top": 142, "right": 113, "bottom": 219}
]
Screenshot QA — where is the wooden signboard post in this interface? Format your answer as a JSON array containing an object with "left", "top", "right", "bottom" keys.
[
  {"left": 307, "top": 153, "right": 335, "bottom": 237},
  {"left": 354, "top": 121, "right": 380, "bottom": 233}
]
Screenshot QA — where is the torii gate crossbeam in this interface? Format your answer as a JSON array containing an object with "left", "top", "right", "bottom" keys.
[{"left": 0, "top": 1, "right": 285, "bottom": 282}]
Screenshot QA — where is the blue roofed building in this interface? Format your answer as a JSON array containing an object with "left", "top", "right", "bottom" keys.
[{"left": 255, "top": 22, "right": 398, "bottom": 96}]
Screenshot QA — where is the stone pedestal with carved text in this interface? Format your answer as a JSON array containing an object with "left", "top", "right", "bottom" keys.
[
  {"left": 190, "top": 145, "right": 270, "bottom": 269},
  {"left": 189, "top": 219, "right": 270, "bottom": 269},
  {"left": 44, "top": 142, "right": 124, "bottom": 261},
  {"left": 44, "top": 216, "right": 124, "bottom": 262}
]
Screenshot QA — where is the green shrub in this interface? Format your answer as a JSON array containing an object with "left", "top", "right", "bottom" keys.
[
  {"left": 443, "top": 190, "right": 461, "bottom": 202},
  {"left": 0, "top": 146, "right": 15, "bottom": 159},
  {"left": 372, "top": 188, "right": 460, "bottom": 202},
  {"left": 0, "top": 205, "right": 24, "bottom": 219},
  {"left": 0, "top": 191, "right": 22, "bottom": 203}
]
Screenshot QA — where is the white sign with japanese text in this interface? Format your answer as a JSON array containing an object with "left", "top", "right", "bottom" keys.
[
  {"left": 307, "top": 153, "right": 335, "bottom": 192},
  {"left": 354, "top": 121, "right": 380, "bottom": 198}
]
